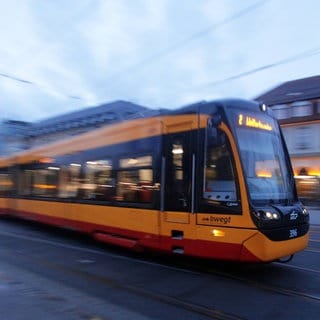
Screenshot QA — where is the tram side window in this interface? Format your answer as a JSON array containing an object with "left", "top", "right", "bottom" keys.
[
  {"left": 78, "top": 159, "right": 114, "bottom": 201},
  {"left": 0, "top": 171, "right": 13, "bottom": 196},
  {"left": 18, "top": 169, "right": 33, "bottom": 196},
  {"left": 58, "top": 164, "right": 81, "bottom": 198},
  {"left": 204, "top": 128, "right": 238, "bottom": 202},
  {"left": 18, "top": 166, "right": 59, "bottom": 197},
  {"left": 32, "top": 167, "right": 60, "bottom": 197},
  {"left": 116, "top": 155, "right": 154, "bottom": 203}
]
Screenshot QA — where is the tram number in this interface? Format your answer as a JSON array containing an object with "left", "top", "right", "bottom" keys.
[{"left": 289, "top": 228, "right": 298, "bottom": 239}]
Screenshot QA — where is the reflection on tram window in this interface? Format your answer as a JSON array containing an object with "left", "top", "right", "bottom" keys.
[
  {"left": 18, "top": 169, "right": 33, "bottom": 196},
  {"left": 78, "top": 159, "right": 114, "bottom": 201},
  {"left": 117, "top": 155, "right": 154, "bottom": 203},
  {"left": 19, "top": 167, "right": 60, "bottom": 197},
  {"left": 204, "top": 129, "right": 237, "bottom": 202},
  {"left": 0, "top": 172, "right": 13, "bottom": 196},
  {"left": 58, "top": 163, "right": 81, "bottom": 198},
  {"left": 33, "top": 167, "right": 59, "bottom": 196}
]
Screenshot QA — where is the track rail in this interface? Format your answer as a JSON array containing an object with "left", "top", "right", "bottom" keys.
[{"left": 203, "top": 264, "right": 320, "bottom": 302}]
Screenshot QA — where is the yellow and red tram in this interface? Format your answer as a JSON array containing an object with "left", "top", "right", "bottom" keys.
[{"left": 0, "top": 99, "right": 309, "bottom": 262}]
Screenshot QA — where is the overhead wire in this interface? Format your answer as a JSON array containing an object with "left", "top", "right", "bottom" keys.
[
  {"left": 0, "top": 72, "right": 33, "bottom": 85},
  {"left": 199, "top": 46, "right": 320, "bottom": 88},
  {"left": 0, "top": 70, "right": 84, "bottom": 101}
]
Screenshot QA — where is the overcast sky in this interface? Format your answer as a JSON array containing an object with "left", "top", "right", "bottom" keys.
[{"left": 1, "top": 0, "right": 320, "bottom": 122}]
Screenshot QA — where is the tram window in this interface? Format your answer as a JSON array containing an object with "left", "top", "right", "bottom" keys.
[
  {"left": 79, "top": 159, "right": 114, "bottom": 201},
  {"left": 204, "top": 129, "right": 238, "bottom": 202},
  {"left": 0, "top": 171, "right": 13, "bottom": 196},
  {"left": 18, "top": 167, "right": 59, "bottom": 197},
  {"left": 32, "top": 167, "right": 60, "bottom": 197},
  {"left": 172, "top": 142, "right": 184, "bottom": 181},
  {"left": 18, "top": 169, "right": 33, "bottom": 196},
  {"left": 116, "top": 155, "right": 154, "bottom": 203},
  {"left": 58, "top": 164, "right": 81, "bottom": 198}
]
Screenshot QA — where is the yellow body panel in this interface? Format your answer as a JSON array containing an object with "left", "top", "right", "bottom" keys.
[
  {"left": 15, "top": 199, "right": 160, "bottom": 235},
  {"left": 196, "top": 224, "right": 258, "bottom": 245},
  {"left": 161, "top": 213, "right": 257, "bottom": 245},
  {"left": 75, "top": 205, "right": 159, "bottom": 235},
  {"left": 160, "top": 213, "right": 196, "bottom": 240},
  {"left": 0, "top": 158, "right": 12, "bottom": 167},
  {"left": 243, "top": 232, "right": 309, "bottom": 262},
  {"left": 0, "top": 198, "right": 8, "bottom": 211},
  {"left": 16, "top": 199, "right": 68, "bottom": 219},
  {"left": 164, "top": 211, "right": 190, "bottom": 224},
  {"left": 197, "top": 213, "right": 255, "bottom": 228},
  {"left": 12, "top": 117, "right": 162, "bottom": 164}
]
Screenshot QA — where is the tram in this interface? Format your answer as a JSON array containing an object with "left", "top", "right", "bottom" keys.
[{"left": 0, "top": 99, "right": 309, "bottom": 262}]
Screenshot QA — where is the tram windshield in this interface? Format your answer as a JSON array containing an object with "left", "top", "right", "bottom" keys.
[{"left": 233, "top": 112, "right": 294, "bottom": 204}]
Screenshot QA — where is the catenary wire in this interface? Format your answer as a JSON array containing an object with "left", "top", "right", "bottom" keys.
[{"left": 197, "top": 46, "right": 320, "bottom": 89}]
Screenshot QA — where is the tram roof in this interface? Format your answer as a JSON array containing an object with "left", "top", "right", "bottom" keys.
[{"left": 164, "top": 98, "right": 264, "bottom": 115}]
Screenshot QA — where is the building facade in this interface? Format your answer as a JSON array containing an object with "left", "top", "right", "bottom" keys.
[
  {"left": 26, "top": 100, "right": 157, "bottom": 149},
  {"left": 255, "top": 75, "right": 320, "bottom": 202},
  {"left": 0, "top": 120, "right": 31, "bottom": 157}
]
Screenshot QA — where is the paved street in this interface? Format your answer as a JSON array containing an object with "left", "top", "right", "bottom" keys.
[
  {"left": 0, "top": 215, "right": 319, "bottom": 320},
  {"left": 308, "top": 206, "right": 320, "bottom": 225},
  {"left": 0, "top": 206, "right": 318, "bottom": 319}
]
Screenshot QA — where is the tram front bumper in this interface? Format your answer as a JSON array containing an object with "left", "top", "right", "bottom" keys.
[{"left": 241, "top": 231, "right": 309, "bottom": 262}]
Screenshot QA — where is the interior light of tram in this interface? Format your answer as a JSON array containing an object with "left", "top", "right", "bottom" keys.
[
  {"left": 127, "top": 158, "right": 138, "bottom": 165},
  {"left": 256, "top": 171, "right": 273, "bottom": 178},
  {"left": 255, "top": 162, "right": 274, "bottom": 178},
  {"left": 70, "top": 163, "right": 81, "bottom": 167},
  {"left": 308, "top": 170, "right": 320, "bottom": 176},
  {"left": 172, "top": 147, "right": 183, "bottom": 155},
  {"left": 48, "top": 166, "right": 60, "bottom": 171}
]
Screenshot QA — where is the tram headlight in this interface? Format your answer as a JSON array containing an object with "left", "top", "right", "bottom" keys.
[
  {"left": 253, "top": 209, "right": 281, "bottom": 221},
  {"left": 302, "top": 207, "right": 309, "bottom": 216}
]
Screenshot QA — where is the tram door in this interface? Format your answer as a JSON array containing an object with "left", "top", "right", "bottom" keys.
[
  {"left": 161, "top": 122, "right": 195, "bottom": 254},
  {"left": 163, "top": 131, "right": 192, "bottom": 213},
  {"left": 162, "top": 121, "right": 197, "bottom": 221}
]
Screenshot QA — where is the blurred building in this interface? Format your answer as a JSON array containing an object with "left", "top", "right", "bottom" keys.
[
  {"left": 0, "top": 100, "right": 157, "bottom": 156},
  {"left": 0, "top": 120, "right": 31, "bottom": 157},
  {"left": 256, "top": 75, "right": 320, "bottom": 203},
  {"left": 25, "top": 100, "right": 156, "bottom": 148}
]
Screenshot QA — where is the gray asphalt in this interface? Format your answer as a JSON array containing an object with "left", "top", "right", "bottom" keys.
[
  {"left": 308, "top": 206, "right": 320, "bottom": 225},
  {"left": 0, "top": 207, "right": 319, "bottom": 319}
]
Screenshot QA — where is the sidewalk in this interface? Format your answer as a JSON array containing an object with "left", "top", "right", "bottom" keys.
[{"left": 308, "top": 207, "right": 320, "bottom": 225}]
